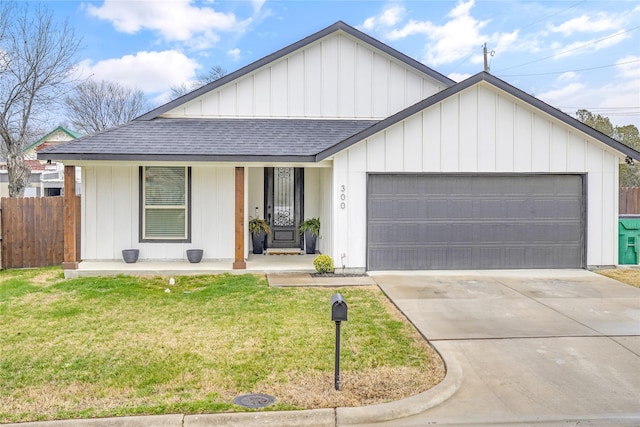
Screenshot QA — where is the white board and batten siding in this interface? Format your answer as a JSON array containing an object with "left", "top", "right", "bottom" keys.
[
  {"left": 163, "top": 32, "right": 445, "bottom": 120},
  {"left": 82, "top": 165, "right": 236, "bottom": 261},
  {"left": 331, "top": 82, "right": 620, "bottom": 269}
]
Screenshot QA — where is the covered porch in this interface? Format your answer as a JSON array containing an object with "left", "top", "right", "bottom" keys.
[
  {"left": 57, "top": 162, "right": 335, "bottom": 273},
  {"left": 63, "top": 253, "right": 375, "bottom": 287}
]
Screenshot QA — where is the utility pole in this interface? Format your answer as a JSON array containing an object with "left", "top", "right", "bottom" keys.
[
  {"left": 483, "top": 43, "right": 495, "bottom": 72},
  {"left": 483, "top": 43, "right": 489, "bottom": 72}
]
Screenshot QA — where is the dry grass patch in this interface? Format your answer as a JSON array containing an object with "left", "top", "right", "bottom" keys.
[
  {"left": 0, "top": 271, "right": 444, "bottom": 423},
  {"left": 260, "top": 362, "right": 444, "bottom": 408},
  {"left": 596, "top": 268, "right": 640, "bottom": 288}
]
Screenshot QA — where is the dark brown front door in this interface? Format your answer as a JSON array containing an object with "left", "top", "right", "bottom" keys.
[{"left": 265, "top": 167, "right": 304, "bottom": 248}]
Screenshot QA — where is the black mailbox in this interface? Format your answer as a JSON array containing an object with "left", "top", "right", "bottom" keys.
[{"left": 331, "top": 293, "right": 348, "bottom": 322}]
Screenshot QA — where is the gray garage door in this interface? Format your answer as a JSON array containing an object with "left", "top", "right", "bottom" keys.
[{"left": 367, "top": 174, "right": 585, "bottom": 270}]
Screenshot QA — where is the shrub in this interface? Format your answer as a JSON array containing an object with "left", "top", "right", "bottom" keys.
[{"left": 313, "top": 254, "right": 334, "bottom": 274}]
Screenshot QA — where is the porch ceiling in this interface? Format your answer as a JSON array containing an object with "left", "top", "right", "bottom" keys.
[{"left": 38, "top": 118, "right": 379, "bottom": 163}]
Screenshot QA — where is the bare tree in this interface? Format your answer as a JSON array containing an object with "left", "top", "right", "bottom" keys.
[
  {"left": 170, "top": 65, "right": 227, "bottom": 99},
  {"left": 0, "top": 3, "right": 80, "bottom": 197},
  {"left": 65, "top": 80, "right": 148, "bottom": 135}
]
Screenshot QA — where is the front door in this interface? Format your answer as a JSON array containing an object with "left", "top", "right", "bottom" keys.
[{"left": 265, "top": 167, "right": 304, "bottom": 248}]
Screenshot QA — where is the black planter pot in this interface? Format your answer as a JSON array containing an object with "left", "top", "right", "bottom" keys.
[
  {"left": 122, "top": 249, "right": 139, "bottom": 263},
  {"left": 304, "top": 230, "right": 317, "bottom": 254},
  {"left": 186, "top": 249, "right": 203, "bottom": 263},
  {"left": 252, "top": 232, "right": 266, "bottom": 254}
]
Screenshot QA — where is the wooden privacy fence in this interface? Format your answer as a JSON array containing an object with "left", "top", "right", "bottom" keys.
[
  {"left": 620, "top": 187, "right": 640, "bottom": 215},
  {"left": 0, "top": 196, "right": 80, "bottom": 269}
]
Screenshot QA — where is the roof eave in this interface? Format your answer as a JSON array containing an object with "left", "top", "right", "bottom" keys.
[{"left": 37, "top": 152, "right": 318, "bottom": 163}]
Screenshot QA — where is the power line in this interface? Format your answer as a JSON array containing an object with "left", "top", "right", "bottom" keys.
[
  {"left": 497, "top": 58, "right": 640, "bottom": 77},
  {"left": 561, "top": 109, "right": 640, "bottom": 117},
  {"left": 563, "top": 107, "right": 640, "bottom": 110},
  {"left": 518, "top": 0, "right": 587, "bottom": 31},
  {"left": 496, "top": 25, "right": 640, "bottom": 72},
  {"left": 449, "top": 0, "right": 587, "bottom": 74}
]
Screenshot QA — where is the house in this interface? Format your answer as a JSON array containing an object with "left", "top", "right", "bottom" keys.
[
  {"left": 0, "top": 126, "right": 82, "bottom": 197},
  {"left": 0, "top": 159, "right": 45, "bottom": 198},
  {"left": 39, "top": 21, "right": 640, "bottom": 273}
]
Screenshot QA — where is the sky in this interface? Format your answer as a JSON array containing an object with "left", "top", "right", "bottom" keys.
[{"left": 41, "top": 0, "right": 640, "bottom": 127}]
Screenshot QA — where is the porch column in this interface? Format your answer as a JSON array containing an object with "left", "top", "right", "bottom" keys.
[
  {"left": 62, "top": 165, "right": 79, "bottom": 270},
  {"left": 233, "top": 166, "right": 246, "bottom": 269}
]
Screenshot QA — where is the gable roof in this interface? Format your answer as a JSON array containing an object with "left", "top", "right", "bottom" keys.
[
  {"left": 136, "top": 21, "right": 456, "bottom": 121},
  {"left": 316, "top": 72, "right": 640, "bottom": 162},
  {"left": 25, "top": 126, "right": 82, "bottom": 152},
  {"left": 37, "top": 118, "right": 379, "bottom": 162},
  {"left": 38, "top": 72, "right": 639, "bottom": 163}
]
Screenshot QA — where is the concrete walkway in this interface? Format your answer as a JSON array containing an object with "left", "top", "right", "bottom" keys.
[
  {"left": 365, "top": 269, "right": 640, "bottom": 426},
  {"left": 266, "top": 272, "right": 377, "bottom": 287}
]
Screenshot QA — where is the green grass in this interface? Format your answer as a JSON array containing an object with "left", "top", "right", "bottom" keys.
[{"left": 0, "top": 269, "right": 443, "bottom": 423}]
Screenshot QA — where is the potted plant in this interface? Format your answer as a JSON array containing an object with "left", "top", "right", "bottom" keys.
[
  {"left": 122, "top": 249, "right": 139, "bottom": 263},
  {"left": 186, "top": 249, "right": 203, "bottom": 263},
  {"left": 249, "top": 217, "right": 270, "bottom": 254},
  {"left": 299, "top": 217, "right": 320, "bottom": 254}
]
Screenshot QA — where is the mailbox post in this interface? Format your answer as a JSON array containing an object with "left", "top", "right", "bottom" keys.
[{"left": 330, "top": 293, "right": 348, "bottom": 391}]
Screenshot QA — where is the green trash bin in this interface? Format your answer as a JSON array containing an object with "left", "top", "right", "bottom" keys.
[{"left": 618, "top": 217, "right": 640, "bottom": 264}]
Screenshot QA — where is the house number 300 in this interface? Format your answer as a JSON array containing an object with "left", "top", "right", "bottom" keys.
[{"left": 340, "top": 185, "right": 346, "bottom": 209}]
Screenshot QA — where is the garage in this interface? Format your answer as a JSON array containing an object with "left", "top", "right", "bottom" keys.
[{"left": 367, "top": 174, "right": 585, "bottom": 270}]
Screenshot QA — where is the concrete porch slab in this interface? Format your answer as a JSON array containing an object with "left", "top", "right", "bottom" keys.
[{"left": 63, "top": 253, "right": 318, "bottom": 278}]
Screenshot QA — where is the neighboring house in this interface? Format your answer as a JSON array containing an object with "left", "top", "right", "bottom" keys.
[
  {"left": 0, "top": 126, "right": 82, "bottom": 197},
  {"left": 39, "top": 21, "right": 640, "bottom": 272},
  {"left": 0, "top": 158, "right": 45, "bottom": 198}
]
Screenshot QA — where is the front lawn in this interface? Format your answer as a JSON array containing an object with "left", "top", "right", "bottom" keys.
[{"left": 0, "top": 269, "right": 444, "bottom": 423}]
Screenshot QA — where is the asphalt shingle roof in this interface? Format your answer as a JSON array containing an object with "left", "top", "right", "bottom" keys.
[{"left": 38, "top": 118, "right": 380, "bottom": 162}]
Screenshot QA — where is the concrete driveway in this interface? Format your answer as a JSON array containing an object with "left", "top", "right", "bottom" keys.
[{"left": 366, "top": 269, "right": 640, "bottom": 426}]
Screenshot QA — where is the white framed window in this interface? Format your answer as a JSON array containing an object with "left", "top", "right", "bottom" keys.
[{"left": 140, "top": 166, "right": 191, "bottom": 242}]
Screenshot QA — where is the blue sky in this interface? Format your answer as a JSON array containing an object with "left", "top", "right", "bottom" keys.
[{"left": 45, "top": 0, "right": 640, "bottom": 127}]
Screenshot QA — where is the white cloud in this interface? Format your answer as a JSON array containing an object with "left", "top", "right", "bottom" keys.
[
  {"left": 360, "top": 4, "right": 406, "bottom": 31},
  {"left": 252, "top": 0, "right": 266, "bottom": 14},
  {"left": 447, "top": 72, "right": 472, "bottom": 82},
  {"left": 537, "top": 70, "right": 640, "bottom": 128},
  {"left": 552, "top": 30, "right": 631, "bottom": 59},
  {"left": 86, "top": 0, "right": 251, "bottom": 50},
  {"left": 548, "top": 13, "right": 620, "bottom": 36},
  {"left": 227, "top": 48, "right": 241, "bottom": 61},
  {"left": 380, "top": 0, "right": 518, "bottom": 66},
  {"left": 616, "top": 55, "right": 640, "bottom": 79},
  {"left": 537, "top": 82, "right": 586, "bottom": 105},
  {"left": 606, "top": 56, "right": 640, "bottom": 126},
  {"left": 77, "top": 50, "right": 200, "bottom": 94},
  {"left": 557, "top": 71, "right": 578, "bottom": 83}
]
